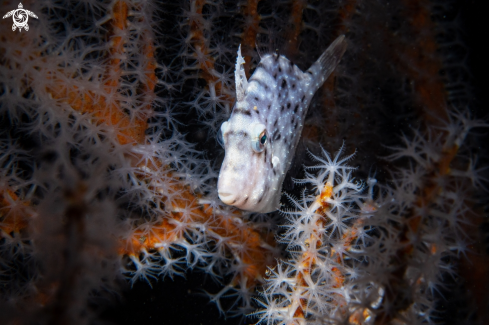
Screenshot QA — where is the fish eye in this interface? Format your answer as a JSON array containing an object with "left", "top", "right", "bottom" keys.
[{"left": 251, "top": 123, "right": 267, "bottom": 153}]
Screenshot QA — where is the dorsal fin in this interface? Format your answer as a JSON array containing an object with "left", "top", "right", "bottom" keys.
[
  {"left": 306, "top": 35, "right": 347, "bottom": 91},
  {"left": 235, "top": 45, "right": 248, "bottom": 102}
]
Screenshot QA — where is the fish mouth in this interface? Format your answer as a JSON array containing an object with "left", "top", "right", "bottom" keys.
[{"left": 218, "top": 191, "right": 236, "bottom": 205}]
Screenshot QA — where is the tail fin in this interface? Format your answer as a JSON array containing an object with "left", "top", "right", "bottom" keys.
[{"left": 306, "top": 35, "right": 347, "bottom": 91}]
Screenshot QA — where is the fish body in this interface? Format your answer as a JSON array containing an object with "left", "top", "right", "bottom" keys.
[{"left": 218, "top": 36, "right": 347, "bottom": 213}]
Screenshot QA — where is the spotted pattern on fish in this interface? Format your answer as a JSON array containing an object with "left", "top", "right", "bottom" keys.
[{"left": 218, "top": 35, "right": 347, "bottom": 213}]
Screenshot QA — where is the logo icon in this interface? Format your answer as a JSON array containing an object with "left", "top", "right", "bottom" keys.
[{"left": 2, "top": 3, "right": 38, "bottom": 32}]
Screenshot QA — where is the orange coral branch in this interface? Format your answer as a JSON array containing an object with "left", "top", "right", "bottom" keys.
[
  {"left": 187, "top": 0, "right": 234, "bottom": 104},
  {"left": 289, "top": 182, "right": 366, "bottom": 322},
  {"left": 303, "top": 0, "right": 357, "bottom": 142},
  {"left": 282, "top": 0, "right": 307, "bottom": 60},
  {"left": 397, "top": 0, "right": 448, "bottom": 123},
  {"left": 45, "top": 1, "right": 152, "bottom": 146},
  {"left": 120, "top": 178, "right": 277, "bottom": 288}
]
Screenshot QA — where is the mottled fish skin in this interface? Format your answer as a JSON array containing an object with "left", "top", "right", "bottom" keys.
[{"left": 218, "top": 35, "right": 347, "bottom": 213}]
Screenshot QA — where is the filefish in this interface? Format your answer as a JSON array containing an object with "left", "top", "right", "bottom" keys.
[{"left": 218, "top": 35, "right": 347, "bottom": 213}]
